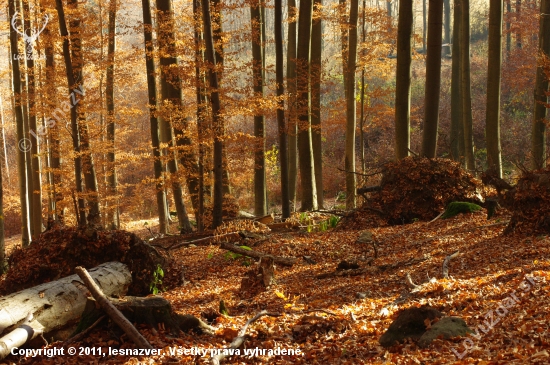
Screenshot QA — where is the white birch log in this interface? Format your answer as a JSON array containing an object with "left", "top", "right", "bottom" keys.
[{"left": 0, "top": 262, "right": 131, "bottom": 338}]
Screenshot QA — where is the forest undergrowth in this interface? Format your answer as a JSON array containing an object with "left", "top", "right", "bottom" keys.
[{"left": 3, "top": 205, "right": 549, "bottom": 364}]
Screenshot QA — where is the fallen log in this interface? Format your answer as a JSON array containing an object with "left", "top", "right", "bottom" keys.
[
  {"left": 168, "top": 232, "right": 242, "bottom": 250},
  {"left": 75, "top": 266, "right": 152, "bottom": 350},
  {"left": 0, "top": 314, "right": 45, "bottom": 359},
  {"left": 0, "top": 262, "right": 130, "bottom": 338},
  {"left": 220, "top": 242, "right": 297, "bottom": 267}
]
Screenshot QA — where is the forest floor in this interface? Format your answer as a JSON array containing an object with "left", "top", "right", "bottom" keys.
[{"left": 3, "top": 207, "right": 550, "bottom": 364}]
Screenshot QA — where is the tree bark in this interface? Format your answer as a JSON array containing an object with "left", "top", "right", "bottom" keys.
[
  {"left": 106, "top": 0, "right": 119, "bottom": 229},
  {"left": 0, "top": 262, "right": 130, "bottom": 338},
  {"left": 8, "top": 0, "right": 31, "bottom": 246},
  {"left": 345, "top": 0, "right": 359, "bottom": 209},
  {"left": 311, "top": 0, "right": 324, "bottom": 209},
  {"left": 531, "top": 0, "right": 550, "bottom": 169},
  {"left": 460, "top": 0, "right": 475, "bottom": 172},
  {"left": 142, "top": 0, "right": 168, "bottom": 234},
  {"left": 486, "top": 0, "right": 503, "bottom": 177},
  {"left": 296, "top": 0, "right": 318, "bottom": 211},
  {"left": 394, "top": 0, "right": 413, "bottom": 160},
  {"left": 287, "top": 0, "right": 298, "bottom": 212},
  {"left": 450, "top": 0, "right": 464, "bottom": 163},
  {"left": 275, "top": 0, "right": 290, "bottom": 219},
  {"left": 422, "top": 0, "right": 427, "bottom": 53},
  {"left": 421, "top": 0, "right": 444, "bottom": 158},
  {"left": 506, "top": 0, "right": 511, "bottom": 58},
  {"left": 443, "top": 0, "right": 451, "bottom": 56},
  {"left": 202, "top": 0, "right": 224, "bottom": 228},
  {"left": 251, "top": 0, "right": 267, "bottom": 217}
]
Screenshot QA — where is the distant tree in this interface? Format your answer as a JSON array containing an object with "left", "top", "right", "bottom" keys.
[
  {"left": 450, "top": 0, "right": 464, "bottom": 163},
  {"left": 531, "top": 0, "right": 550, "bottom": 169},
  {"left": 311, "top": 0, "right": 324, "bottom": 208},
  {"left": 486, "top": 0, "right": 503, "bottom": 177},
  {"left": 443, "top": 0, "right": 451, "bottom": 57},
  {"left": 421, "top": 0, "right": 444, "bottom": 158},
  {"left": 394, "top": 0, "right": 413, "bottom": 159},
  {"left": 460, "top": 0, "right": 476, "bottom": 172},
  {"left": 296, "top": 0, "right": 318, "bottom": 211},
  {"left": 251, "top": 0, "right": 267, "bottom": 216},
  {"left": 345, "top": 0, "right": 359, "bottom": 209},
  {"left": 287, "top": 0, "right": 298, "bottom": 212},
  {"left": 422, "top": 0, "right": 427, "bottom": 53}
]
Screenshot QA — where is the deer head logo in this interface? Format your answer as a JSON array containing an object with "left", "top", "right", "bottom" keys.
[{"left": 11, "top": 11, "right": 49, "bottom": 53}]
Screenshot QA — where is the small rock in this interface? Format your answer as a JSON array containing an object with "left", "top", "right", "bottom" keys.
[
  {"left": 356, "top": 230, "right": 373, "bottom": 244},
  {"left": 418, "top": 317, "right": 473, "bottom": 348},
  {"left": 379, "top": 305, "right": 443, "bottom": 348}
]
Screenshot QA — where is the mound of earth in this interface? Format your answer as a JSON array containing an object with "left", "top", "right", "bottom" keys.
[
  {"left": 506, "top": 167, "right": 550, "bottom": 234},
  {"left": 0, "top": 226, "right": 182, "bottom": 296},
  {"left": 366, "top": 157, "right": 482, "bottom": 224}
]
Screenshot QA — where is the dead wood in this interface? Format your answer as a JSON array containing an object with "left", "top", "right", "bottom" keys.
[
  {"left": 316, "top": 256, "right": 427, "bottom": 279},
  {"left": 0, "top": 314, "right": 45, "bottom": 360},
  {"left": 74, "top": 266, "right": 153, "bottom": 350},
  {"left": 210, "top": 310, "right": 281, "bottom": 365},
  {"left": 442, "top": 251, "right": 460, "bottom": 279},
  {"left": 220, "top": 241, "right": 297, "bottom": 267},
  {"left": 167, "top": 232, "right": 242, "bottom": 250}
]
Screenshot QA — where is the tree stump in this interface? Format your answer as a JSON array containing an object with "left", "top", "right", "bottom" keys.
[{"left": 240, "top": 256, "right": 275, "bottom": 295}]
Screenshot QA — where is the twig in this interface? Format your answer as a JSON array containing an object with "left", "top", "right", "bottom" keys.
[
  {"left": 210, "top": 311, "right": 281, "bottom": 365},
  {"left": 64, "top": 315, "right": 106, "bottom": 345},
  {"left": 442, "top": 251, "right": 460, "bottom": 279},
  {"left": 408, "top": 148, "right": 418, "bottom": 157},
  {"left": 167, "top": 232, "right": 241, "bottom": 250},
  {"left": 428, "top": 211, "right": 444, "bottom": 223},
  {"left": 406, "top": 273, "right": 418, "bottom": 289}
]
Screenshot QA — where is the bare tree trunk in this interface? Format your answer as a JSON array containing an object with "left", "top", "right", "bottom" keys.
[
  {"left": 486, "top": 0, "right": 503, "bottom": 177},
  {"left": 251, "top": 0, "right": 267, "bottom": 216},
  {"left": 201, "top": 0, "right": 224, "bottom": 228},
  {"left": 394, "top": 0, "right": 413, "bottom": 159},
  {"left": 460, "top": 0, "right": 475, "bottom": 172},
  {"left": 296, "top": 0, "right": 318, "bottom": 211},
  {"left": 22, "top": 0, "right": 42, "bottom": 237},
  {"left": 345, "top": 0, "right": 359, "bottom": 209},
  {"left": 359, "top": 0, "right": 367, "bottom": 174},
  {"left": 506, "top": 0, "right": 511, "bottom": 58},
  {"left": 531, "top": 0, "right": 550, "bottom": 169},
  {"left": 422, "top": 0, "right": 427, "bottom": 53},
  {"left": 106, "top": 0, "right": 119, "bottom": 229},
  {"left": 443, "top": 0, "right": 451, "bottom": 56},
  {"left": 311, "top": 0, "right": 323, "bottom": 208},
  {"left": 287, "top": 0, "right": 298, "bottom": 212},
  {"left": 0, "top": 102, "right": 4, "bottom": 271},
  {"left": 421, "top": 0, "right": 444, "bottom": 158},
  {"left": 450, "top": 0, "right": 464, "bottom": 163},
  {"left": 340, "top": 0, "right": 349, "bottom": 99},
  {"left": 9, "top": 0, "right": 31, "bottom": 246},
  {"left": 142, "top": 0, "right": 168, "bottom": 234},
  {"left": 516, "top": 0, "right": 522, "bottom": 49}
]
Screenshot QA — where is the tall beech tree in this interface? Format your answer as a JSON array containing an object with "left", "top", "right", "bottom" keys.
[
  {"left": 202, "top": 0, "right": 224, "bottom": 227},
  {"left": 8, "top": 0, "right": 30, "bottom": 245},
  {"left": 311, "top": 0, "right": 323, "bottom": 208},
  {"left": 345, "top": 0, "right": 359, "bottom": 209},
  {"left": 460, "top": 0, "right": 475, "bottom": 171},
  {"left": 296, "top": 0, "right": 317, "bottom": 211},
  {"left": 450, "top": 0, "right": 464, "bottom": 163},
  {"left": 287, "top": 0, "right": 298, "bottom": 211},
  {"left": 394, "top": 0, "right": 413, "bottom": 159},
  {"left": 486, "top": 0, "right": 503, "bottom": 177},
  {"left": 142, "top": 0, "right": 168, "bottom": 234},
  {"left": 532, "top": 0, "right": 550, "bottom": 169},
  {"left": 421, "top": 0, "right": 444, "bottom": 158},
  {"left": 275, "top": 0, "right": 290, "bottom": 219},
  {"left": 155, "top": 0, "right": 194, "bottom": 232},
  {"left": 251, "top": 0, "right": 267, "bottom": 216}
]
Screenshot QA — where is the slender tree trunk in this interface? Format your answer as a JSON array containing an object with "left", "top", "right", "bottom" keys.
[
  {"left": 486, "top": 0, "right": 503, "bottom": 177},
  {"left": 421, "top": 0, "right": 444, "bottom": 158},
  {"left": 0, "top": 98, "right": 5, "bottom": 270},
  {"left": 422, "top": 0, "right": 427, "bottom": 53},
  {"left": 9, "top": 0, "right": 31, "bottom": 246},
  {"left": 359, "top": 0, "right": 367, "bottom": 174},
  {"left": 443, "top": 0, "right": 451, "bottom": 56},
  {"left": 531, "top": 0, "right": 550, "bottom": 169},
  {"left": 106, "top": 0, "right": 119, "bottom": 229},
  {"left": 394, "top": 0, "right": 413, "bottom": 159},
  {"left": 251, "top": 0, "right": 267, "bottom": 216},
  {"left": 460, "top": 0, "right": 475, "bottom": 171},
  {"left": 345, "top": 0, "right": 359, "bottom": 209},
  {"left": 450, "top": 0, "right": 464, "bottom": 163},
  {"left": 142, "top": 0, "right": 168, "bottom": 234},
  {"left": 506, "top": 0, "right": 511, "bottom": 58},
  {"left": 287, "top": 0, "right": 298, "bottom": 212},
  {"left": 275, "top": 0, "right": 290, "bottom": 219},
  {"left": 516, "top": 0, "right": 522, "bottom": 49},
  {"left": 155, "top": 0, "right": 193, "bottom": 232},
  {"left": 340, "top": 0, "right": 349, "bottom": 99},
  {"left": 296, "top": 0, "right": 318, "bottom": 211},
  {"left": 22, "top": 1, "right": 42, "bottom": 237},
  {"left": 201, "top": 0, "right": 224, "bottom": 228},
  {"left": 0, "top": 97, "right": 8, "bottom": 180},
  {"left": 311, "top": 0, "right": 323, "bottom": 208}
]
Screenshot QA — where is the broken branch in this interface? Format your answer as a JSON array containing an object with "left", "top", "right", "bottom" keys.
[
  {"left": 442, "top": 251, "right": 460, "bottom": 279},
  {"left": 220, "top": 242, "right": 297, "bottom": 267}
]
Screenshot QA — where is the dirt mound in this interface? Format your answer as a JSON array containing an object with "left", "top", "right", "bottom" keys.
[
  {"left": 505, "top": 168, "right": 550, "bottom": 234},
  {"left": 0, "top": 226, "right": 182, "bottom": 296},
  {"left": 367, "top": 157, "right": 482, "bottom": 224}
]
